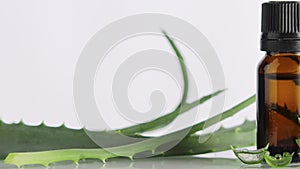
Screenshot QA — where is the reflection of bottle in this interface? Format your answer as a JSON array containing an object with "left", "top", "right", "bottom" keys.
[{"left": 258, "top": 1, "right": 300, "bottom": 162}]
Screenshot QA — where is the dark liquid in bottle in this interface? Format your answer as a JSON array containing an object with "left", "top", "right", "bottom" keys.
[{"left": 258, "top": 73, "right": 300, "bottom": 162}]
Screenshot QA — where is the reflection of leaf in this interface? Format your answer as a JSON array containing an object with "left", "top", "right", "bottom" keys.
[
  {"left": 267, "top": 103, "right": 300, "bottom": 144},
  {"left": 293, "top": 79, "right": 300, "bottom": 86},
  {"left": 269, "top": 103, "right": 299, "bottom": 125},
  {"left": 268, "top": 109, "right": 300, "bottom": 143},
  {"left": 286, "top": 56, "right": 300, "bottom": 64}
]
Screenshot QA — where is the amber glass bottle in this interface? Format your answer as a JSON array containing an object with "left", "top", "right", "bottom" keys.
[{"left": 258, "top": 1, "right": 300, "bottom": 162}]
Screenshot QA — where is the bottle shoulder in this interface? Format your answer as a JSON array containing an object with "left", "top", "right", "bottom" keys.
[{"left": 258, "top": 53, "right": 300, "bottom": 74}]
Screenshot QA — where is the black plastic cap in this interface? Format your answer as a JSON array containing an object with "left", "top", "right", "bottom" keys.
[{"left": 261, "top": 1, "right": 300, "bottom": 52}]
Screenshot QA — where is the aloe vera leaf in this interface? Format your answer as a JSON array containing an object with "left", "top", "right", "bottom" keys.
[
  {"left": 0, "top": 90, "right": 224, "bottom": 159},
  {"left": 4, "top": 120, "right": 256, "bottom": 167},
  {"left": 163, "top": 120, "right": 256, "bottom": 156},
  {"left": 3, "top": 129, "right": 185, "bottom": 167},
  {"left": 264, "top": 151, "right": 293, "bottom": 168},
  {"left": 231, "top": 144, "right": 269, "bottom": 164},
  {"left": 0, "top": 30, "right": 227, "bottom": 160},
  {"left": 2, "top": 93, "right": 253, "bottom": 161},
  {"left": 296, "top": 139, "right": 300, "bottom": 147},
  {"left": 187, "top": 94, "right": 256, "bottom": 135},
  {"left": 0, "top": 90, "right": 224, "bottom": 160},
  {"left": 0, "top": 121, "right": 99, "bottom": 160},
  {"left": 118, "top": 32, "right": 191, "bottom": 136},
  {"left": 118, "top": 32, "right": 226, "bottom": 136},
  {"left": 4, "top": 95, "right": 255, "bottom": 167},
  {"left": 113, "top": 95, "right": 251, "bottom": 138},
  {"left": 118, "top": 89, "right": 225, "bottom": 136},
  {"left": 0, "top": 93, "right": 252, "bottom": 161},
  {"left": 162, "top": 31, "right": 189, "bottom": 104}
]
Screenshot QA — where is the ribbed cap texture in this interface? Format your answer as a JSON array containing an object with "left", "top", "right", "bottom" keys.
[{"left": 262, "top": 1, "right": 300, "bottom": 34}]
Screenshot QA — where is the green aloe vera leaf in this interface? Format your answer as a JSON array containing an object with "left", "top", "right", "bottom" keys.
[
  {"left": 118, "top": 31, "right": 189, "bottom": 137},
  {"left": 187, "top": 94, "right": 256, "bottom": 135},
  {"left": 0, "top": 94, "right": 253, "bottom": 161},
  {"left": 0, "top": 121, "right": 98, "bottom": 160},
  {"left": 296, "top": 139, "right": 300, "bottom": 147},
  {"left": 118, "top": 31, "right": 222, "bottom": 136},
  {"left": 4, "top": 95, "right": 255, "bottom": 167},
  {"left": 4, "top": 120, "right": 256, "bottom": 167},
  {"left": 0, "top": 89, "right": 251, "bottom": 162},
  {"left": 3, "top": 31, "right": 256, "bottom": 166},
  {"left": 231, "top": 144, "right": 269, "bottom": 164},
  {"left": 0, "top": 31, "right": 226, "bottom": 160},
  {"left": 118, "top": 89, "right": 225, "bottom": 136},
  {"left": 163, "top": 120, "right": 256, "bottom": 156},
  {"left": 3, "top": 132, "right": 179, "bottom": 167},
  {"left": 163, "top": 30, "right": 189, "bottom": 104},
  {"left": 0, "top": 90, "right": 224, "bottom": 160},
  {"left": 264, "top": 151, "right": 294, "bottom": 168}
]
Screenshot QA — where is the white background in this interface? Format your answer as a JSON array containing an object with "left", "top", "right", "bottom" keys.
[{"left": 0, "top": 0, "right": 266, "bottom": 143}]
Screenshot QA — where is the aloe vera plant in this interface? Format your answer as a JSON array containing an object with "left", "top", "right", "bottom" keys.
[
  {"left": 2, "top": 32, "right": 257, "bottom": 167},
  {"left": 4, "top": 97, "right": 255, "bottom": 167},
  {"left": 0, "top": 90, "right": 224, "bottom": 160}
]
